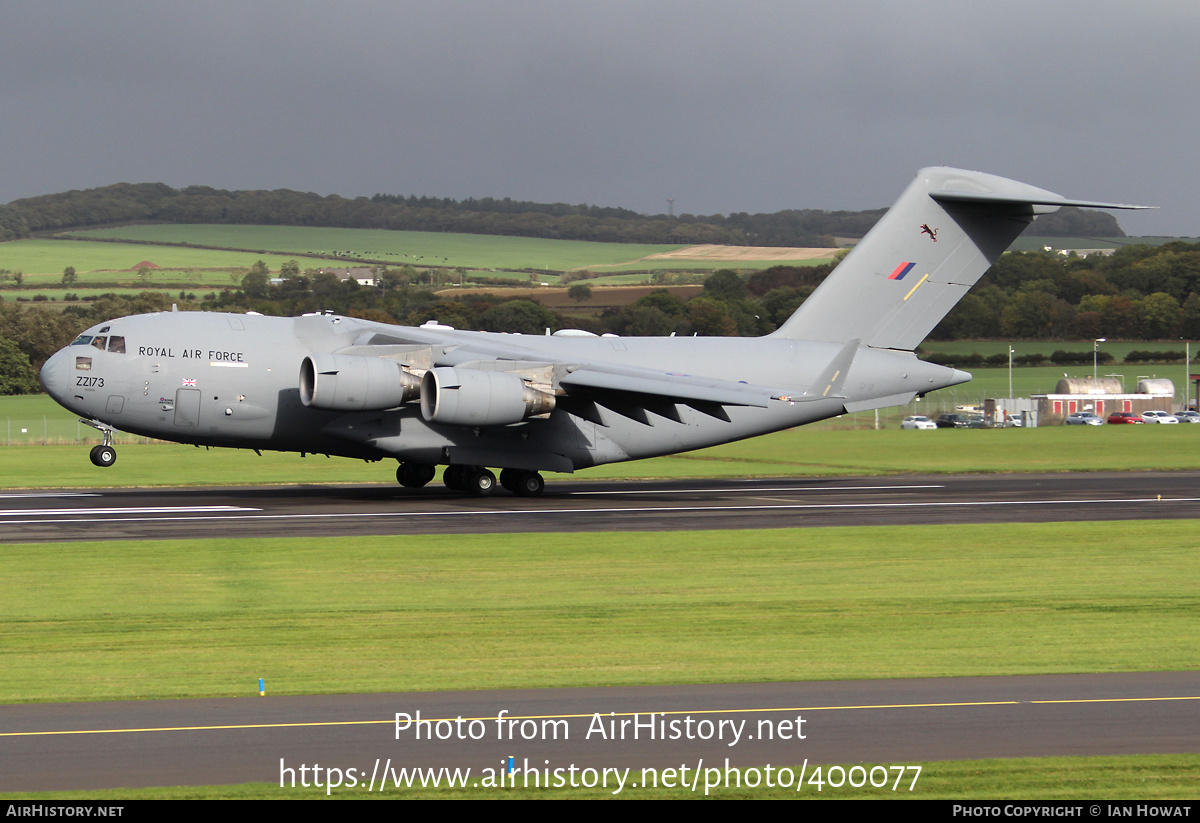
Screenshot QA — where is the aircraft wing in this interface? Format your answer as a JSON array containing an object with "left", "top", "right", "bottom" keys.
[
  {"left": 552, "top": 364, "right": 794, "bottom": 426},
  {"left": 559, "top": 335, "right": 856, "bottom": 408},
  {"left": 341, "top": 323, "right": 837, "bottom": 424},
  {"left": 559, "top": 367, "right": 778, "bottom": 408},
  {"left": 339, "top": 323, "right": 860, "bottom": 424}
]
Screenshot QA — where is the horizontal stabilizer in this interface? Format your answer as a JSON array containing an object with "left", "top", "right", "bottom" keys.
[{"left": 930, "top": 189, "right": 1153, "bottom": 212}]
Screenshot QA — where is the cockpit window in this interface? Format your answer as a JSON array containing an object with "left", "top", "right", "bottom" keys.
[
  {"left": 71, "top": 335, "right": 93, "bottom": 346},
  {"left": 76, "top": 356, "right": 92, "bottom": 371},
  {"left": 91, "top": 336, "right": 107, "bottom": 351},
  {"left": 108, "top": 336, "right": 126, "bottom": 354}
]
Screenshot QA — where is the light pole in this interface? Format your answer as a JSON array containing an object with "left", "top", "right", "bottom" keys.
[
  {"left": 1093, "top": 338, "right": 1106, "bottom": 381},
  {"left": 1186, "top": 340, "right": 1192, "bottom": 410},
  {"left": 1008, "top": 346, "right": 1015, "bottom": 398}
]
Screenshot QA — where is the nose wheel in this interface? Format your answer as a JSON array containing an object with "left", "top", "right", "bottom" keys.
[
  {"left": 81, "top": 419, "right": 117, "bottom": 468},
  {"left": 89, "top": 444, "right": 117, "bottom": 467}
]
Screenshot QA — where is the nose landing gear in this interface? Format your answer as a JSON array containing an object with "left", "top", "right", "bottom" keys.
[{"left": 81, "top": 419, "right": 117, "bottom": 468}]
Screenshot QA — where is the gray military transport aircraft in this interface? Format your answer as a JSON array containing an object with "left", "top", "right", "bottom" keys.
[{"left": 39, "top": 168, "right": 1148, "bottom": 496}]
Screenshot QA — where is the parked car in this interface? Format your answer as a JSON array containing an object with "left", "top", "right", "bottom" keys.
[
  {"left": 1065, "top": 412, "right": 1104, "bottom": 426},
  {"left": 1141, "top": 410, "right": 1179, "bottom": 424},
  {"left": 1176, "top": 410, "right": 1200, "bottom": 423},
  {"left": 901, "top": 415, "right": 937, "bottom": 430},
  {"left": 1106, "top": 411, "right": 1144, "bottom": 425},
  {"left": 936, "top": 413, "right": 987, "bottom": 429}
]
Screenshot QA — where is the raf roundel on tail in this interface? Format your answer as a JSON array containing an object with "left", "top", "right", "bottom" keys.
[{"left": 40, "top": 168, "right": 1151, "bottom": 496}]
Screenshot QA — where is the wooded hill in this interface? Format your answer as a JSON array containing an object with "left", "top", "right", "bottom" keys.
[{"left": 0, "top": 182, "right": 1124, "bottom": 245}]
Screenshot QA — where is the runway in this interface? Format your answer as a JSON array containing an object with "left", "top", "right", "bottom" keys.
[
  {"left": 2, "top": 672, "right": 1198, "bottom": 793},
  {"left": 4, "top": 471, "right": 1200, "bottom": 542}
]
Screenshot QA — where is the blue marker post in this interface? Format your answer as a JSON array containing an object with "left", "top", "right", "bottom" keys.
[{"left": 259, "top": 678, "right": 265, "bottom": 696}]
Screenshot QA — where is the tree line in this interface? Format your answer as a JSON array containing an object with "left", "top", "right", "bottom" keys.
[{"left": 0, "top": 182, "right": 1122, "bottom": 245}]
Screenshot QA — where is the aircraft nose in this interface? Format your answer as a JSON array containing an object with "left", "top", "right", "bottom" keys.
[{"left": 40, "top": 349, "right": 70, "bottom": 403}]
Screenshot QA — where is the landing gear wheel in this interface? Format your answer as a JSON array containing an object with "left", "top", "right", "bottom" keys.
[
  {"left": 397, "top": 462, "right": 436, "bottom": 488},
  {"left": 443, "top": 464, "right": 466, "bottom": 491},
  {"left": 514, "top": 471, "right": 544, "bottom": 498},
  {"left": 89, "top": 444, "right": 117, "bottom": 468},
  {"left": 499, "top": 468, "right": 520, "bottom": 492},
  {"left": 467, "top": 467, "right": 496, "bottom": 496}
]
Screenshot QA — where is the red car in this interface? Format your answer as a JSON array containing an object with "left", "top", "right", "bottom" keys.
[{"left": 1106, "top": 411, "right": 1144, "bottom": 424}]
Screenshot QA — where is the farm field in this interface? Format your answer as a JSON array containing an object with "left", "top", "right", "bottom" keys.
[
  {"left": 0, "top": 238, "right": 327, "bottom": 278},
  {"left": 434, "top": 283, "right": 705, "bottom": 309},
  {"left": 66, "top": 225, "right": 689, "bottom": 272}
]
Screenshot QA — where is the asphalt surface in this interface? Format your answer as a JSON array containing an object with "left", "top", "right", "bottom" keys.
[
  {"left": 3, "top": 672, "right": 1198, "bottom": 793},
  {"left": 3, "top": 472, "right": 1200, "bottom": 542}
]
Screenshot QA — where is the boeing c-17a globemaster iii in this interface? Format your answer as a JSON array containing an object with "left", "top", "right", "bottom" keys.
[{"left": 39, "top": 168, "right": 1149, "bottom": 496}]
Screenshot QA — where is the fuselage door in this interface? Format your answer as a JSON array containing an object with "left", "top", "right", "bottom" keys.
[{"left": 174, "top": 388, "right": 201, "bottom": 427}]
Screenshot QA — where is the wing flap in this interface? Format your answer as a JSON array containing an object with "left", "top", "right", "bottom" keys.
[{"left": 559, "top": 368, "right": 777, "bottom": 408}]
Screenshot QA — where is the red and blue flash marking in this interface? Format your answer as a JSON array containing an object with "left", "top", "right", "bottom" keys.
[{"left": 888, "top": 262, "right": 916, "bottom": 281}]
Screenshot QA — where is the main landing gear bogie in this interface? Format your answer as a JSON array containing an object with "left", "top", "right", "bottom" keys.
[
  {"left": 441, "top": 464, "right": 496, "bottom": 496},
  {"left": 500, "top": 468, "right": 545, "bottom": 497},
  {"left": 411, "top": 463, "right": 544, "bottom": 497}
]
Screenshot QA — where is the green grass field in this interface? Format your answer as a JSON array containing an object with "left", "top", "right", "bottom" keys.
[
  {"left": 66, "top": 225, "right": 688, "bottom": 272},
  {"left": 5, "top": 391, "right": 1200, "bottom": 480},
  {"left": 3, "top": 521, "right": 1196, "bottom": 704},
  {"left": 0, "top": 238, "right": 334, "bottom": 278},
  {"left": 6, "top": 426, "right": 1200, "bottom": 487}
]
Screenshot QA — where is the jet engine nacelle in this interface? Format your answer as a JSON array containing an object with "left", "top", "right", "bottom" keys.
[
  {"left": 420, "top": 366, "right": 556, "bottom": 427},
  {"left": 299, "top": 352, "right": 420, "bottom": 411}
]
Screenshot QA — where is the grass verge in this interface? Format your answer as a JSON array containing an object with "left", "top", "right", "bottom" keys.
[
  {"left": 3, "top": 423, "right": 1200, "bottom": 488},
  {"left": 2, "top": 522, "right": 1197, "bottom": 703}
]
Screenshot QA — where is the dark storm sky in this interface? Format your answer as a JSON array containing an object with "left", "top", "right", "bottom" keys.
[{"left": 2, "top": 1, "right": 1196, "bottom": 235}]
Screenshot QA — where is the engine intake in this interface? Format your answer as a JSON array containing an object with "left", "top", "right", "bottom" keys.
[
  {"left": 420, "top": 367, "right": 555, "bottom": 426},
  {"left": 300, "top": 353, "right": 420, "bottom": 411}
]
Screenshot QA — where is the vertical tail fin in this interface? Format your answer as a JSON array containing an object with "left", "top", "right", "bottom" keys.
[{"left": 772, "top": 167, "right": 1149, "bottom": 350}]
